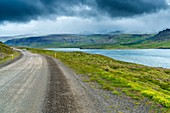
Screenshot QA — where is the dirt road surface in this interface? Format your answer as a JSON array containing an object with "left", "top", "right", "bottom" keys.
[
  {"left": 0, "top": 50, "right": 152, "bottom": 113},
  {"left": 0, "top": 51, "right": 100, "bottom": 113},
  {"left": 0, "top": 51, "right": 48, "bottom": 113}
]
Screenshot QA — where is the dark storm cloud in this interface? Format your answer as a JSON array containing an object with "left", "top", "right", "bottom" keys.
[
  {"left": 0, "top": 0, "right": 67, "bottom": 22},
  {"left": 95, "top": 0, "right": 168, "bottom": 17},
  {"left": 0, "top": 0, "right": 168, "bottom": 23}
]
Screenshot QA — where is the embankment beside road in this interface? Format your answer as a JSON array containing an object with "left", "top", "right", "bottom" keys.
[
  {"left": 0, "top": 42, "right": 22, "bottom": 67},
  {"left": 28, "top": 48, "right": 170, "bottom": 113}
]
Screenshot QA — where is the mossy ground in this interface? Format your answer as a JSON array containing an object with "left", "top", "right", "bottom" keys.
[{"left": 28, "top": 48, "right": 170, "bottom": 112}]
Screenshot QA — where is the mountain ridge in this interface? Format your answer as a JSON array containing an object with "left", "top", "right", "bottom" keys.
[
  {"left": 4, "top": 29, "right": 170, "bottom": 49},
  {"left": 5, "top": 34, "right": 152, "bottom": 48}
]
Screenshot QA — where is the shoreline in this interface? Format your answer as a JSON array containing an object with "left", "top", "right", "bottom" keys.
[{"left": 45, "top": 48, "right": 170, "bottom": 69}]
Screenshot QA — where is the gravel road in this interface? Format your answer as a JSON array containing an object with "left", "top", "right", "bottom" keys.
[
  {"left": 0, "top": 51, "right": 49, "bottom": 113},
  {"left": 0, "top": 50, "right": 153, "bottom": 113},
  {"left": 0, "top": 51, "right": 100, "bottom": 113}
]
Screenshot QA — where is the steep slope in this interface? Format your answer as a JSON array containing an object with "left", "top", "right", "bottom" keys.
[
  {"left": 150, "top": 29, "right": 170, "bottom": 41},
  {"left": 0, "top": 42, "right": 19, "bottom": 62},
  {"left": 5, "top": 34, "right": 151, "bottom": 48},
  {"left": 0, "top": 42, "right": 13, "bottom": 57},
  {"left": 106, "top": 29, "right": 170, "bottom": 49},
  {"left": 134, "top": 29, "right": 170, "bottom": 49}
]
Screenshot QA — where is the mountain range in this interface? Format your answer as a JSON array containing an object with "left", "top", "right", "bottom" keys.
[{"left": 4, "top": 29, "right": 170, "bottom": 49}]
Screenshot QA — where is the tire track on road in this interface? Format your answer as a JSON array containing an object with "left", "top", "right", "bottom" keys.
[
  {"left": 43, "top": 56, "right": 78, "bottom": 113},
  {"left": 4, "top": 60, "right": 41, "bottom": 113},
  {"left": 0, "top": 51, "right": 48, "bottom": 113},
  {"left": 0, "top": 54, "right": 33, "bottom": 91}
]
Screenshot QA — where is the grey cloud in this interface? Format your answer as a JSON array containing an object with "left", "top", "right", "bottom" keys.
[
  {"left": 95, "top": 0, "right": 168, "bottom": 17},
  {"left": 0, "top": 0, "right": 168, "bottom": 23}
]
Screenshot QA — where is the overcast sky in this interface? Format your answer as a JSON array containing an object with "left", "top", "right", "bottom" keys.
[{"left": 0, "top": 0, "right": 170, "bottom": 36}]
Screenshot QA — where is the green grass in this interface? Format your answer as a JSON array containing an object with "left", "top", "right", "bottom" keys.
[
  {"left": 0, "top": 42, "right": 20, "bottom": 64},
  {"left": 0, "top": 52, "right": 20, "bottom": 64},
  {"left": 27, "top": 48, "right": 170, "bottom": 111},
  {"left": 81, "top": 40, "right": 170, "bottom": 49}
]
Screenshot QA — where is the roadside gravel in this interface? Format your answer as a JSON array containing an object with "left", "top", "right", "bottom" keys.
[
  {"left": 50, "top": 57, "right": 157, "bottom": 113},
  {"left": 0, "top": 50, "right": 157, "bottom": 113}
]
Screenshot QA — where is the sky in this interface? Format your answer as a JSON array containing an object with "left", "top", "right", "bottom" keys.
[{"left": 0, "top": 0, "right": 170, "bottom": 36}]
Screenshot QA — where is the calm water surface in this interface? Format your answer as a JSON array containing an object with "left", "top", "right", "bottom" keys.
[{"left": 46, "top": 48, "right": 170, "bottom": 68}]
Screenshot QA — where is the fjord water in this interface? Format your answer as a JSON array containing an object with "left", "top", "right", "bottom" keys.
[{"left": 47, "top": 48, "right": 170, "bottom": 68}]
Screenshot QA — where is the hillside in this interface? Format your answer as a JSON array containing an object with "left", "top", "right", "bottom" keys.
[
  {"left": 5, "top": 34, "right": 152, "bottom": 49},
  {"left": 0, "top": 42, "right": 19, "bottom": 63},
  {"left": 150, "top": 29, "right": 170, "bottom": 41},
  {"left": 129, "top": 29, "right": 170, "bottom": 49},
  {"left": 0, "top": 42, "right": 14, "bottom": 57},
  {"left": 5, "top": 29, "right": 170, "bottom": 49}
]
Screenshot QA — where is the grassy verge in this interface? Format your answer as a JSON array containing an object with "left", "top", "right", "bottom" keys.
[
  {"left": 27, "top": 48, "right": 170, "bottom": 112},
  {"left": 0, "top": 42, "right": 21, "bottom": 65},
  {"left": 0, "top": 51, "right": 20, "bottom": 64}
]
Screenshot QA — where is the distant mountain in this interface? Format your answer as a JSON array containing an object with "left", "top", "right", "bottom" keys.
[
  {"left": 149, "top": 29, "right": 170, "bottom": 41},
  {"left": 0, "top": 36, "right": 11, "bottom": 43},
  {"left": 0, "top": 34, "right": 34, "bottom": 42},
  {"left": 5, "top": 34, "right": 152, "bottom": 49},
  {"left": 5, "top": 29, "right": 170, "bottom": 49},
  {"left": 107, "top": 30, "right": 124, "bottom": 35}
]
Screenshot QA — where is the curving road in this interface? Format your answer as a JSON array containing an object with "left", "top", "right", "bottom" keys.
[
  {"left": 0, "top": 50, "right": 101, "bottom": 113},
  {"left": 0, "top": 49, "right": 160, "bottom": 113},
  {"left": 0, "top": 51, "right": 49, "bottom": 113}
]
